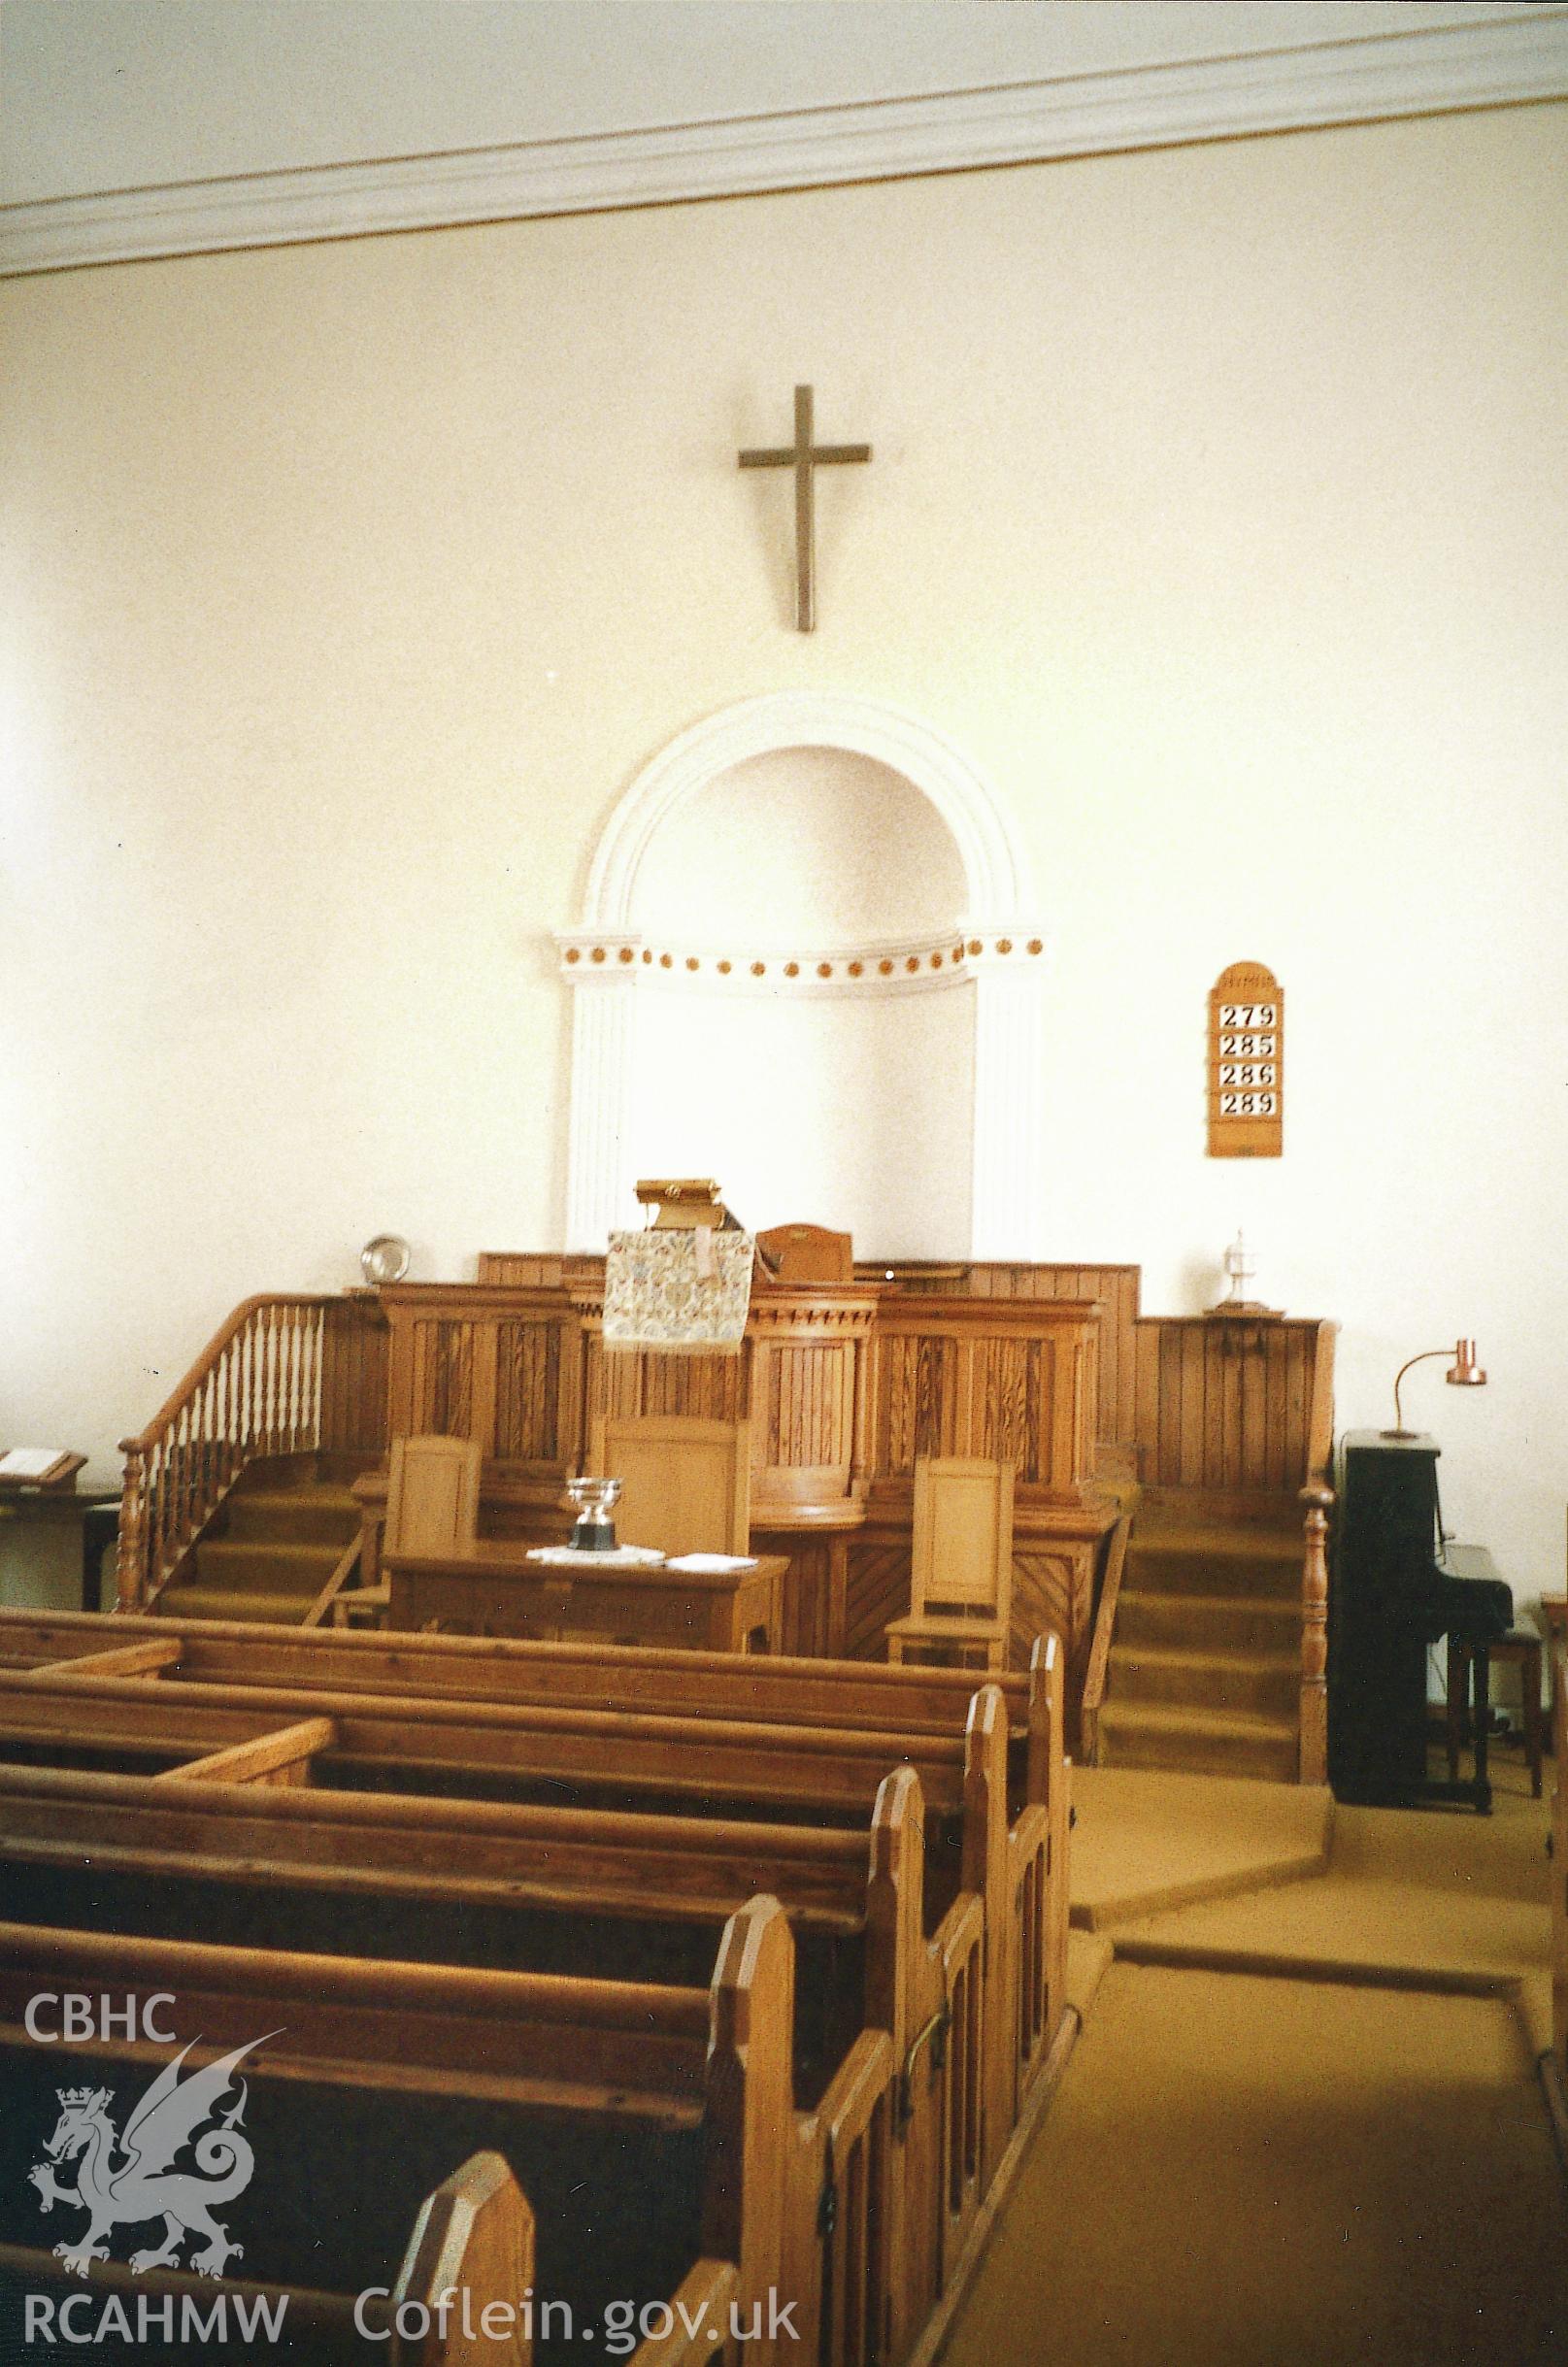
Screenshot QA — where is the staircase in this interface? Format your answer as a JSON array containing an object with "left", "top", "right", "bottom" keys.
[
  {"left": 153, "top": 1456, "right": 363, "bottom": 1625},
  {"left": 1097, "top": 1512, "right": 1303, "bottom": 1782}
]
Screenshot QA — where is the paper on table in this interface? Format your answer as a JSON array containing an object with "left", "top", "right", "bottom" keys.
[{"left": 663, "top": 1552, "right": 758, "bottom": 1573}]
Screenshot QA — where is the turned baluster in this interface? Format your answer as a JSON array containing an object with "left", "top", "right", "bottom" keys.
[
  {"left": 279, "top": 1297, "right": 294, "bottom": 1439},
  {"left": 1299, "top": 1483, "right": 1333, "bottom": 1784},
  {"left": 154, "top": 1431, "right": 172, "bottom": 1579},
  {"left": 115, "top": 1441, "right": 149, "bottom": 1613},
  {"left": 217, "top": 1340, "right": 233, "bottom": 1492},
  {"left": 174, "top": 1401, "right": 192, "bottom": 1562},
  {"left": 242, "top": 1315, "right": 257, "bottom": 1459},
  {"left": 263, "top": 1302, "right": 279, "bottom": 1456},
  {"left": 313, "top": 1306, "right": 329, "bottom": 1449},
  {"left": 287, "top": 1302, "right": 301, "bottom": 1450}
]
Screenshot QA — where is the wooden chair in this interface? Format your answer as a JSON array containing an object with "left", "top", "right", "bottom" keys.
[
  {"left": 756, "top": 1221, "right": 853, "bottom": 1285},
  {"left": 886, "top": 1457, "right": 1016, "bottom": 1670},
  {"left": 588, "top": 1413, "right": 751, "bottom": 1559},
  {"left": 338, "top": 1434, "right": 482, "bottom": 1629}
]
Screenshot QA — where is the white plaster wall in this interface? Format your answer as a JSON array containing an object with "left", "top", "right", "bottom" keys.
[
  {"left": 630, "top": 748, "right": 967, "bottom": 941},
  {"left": 1, "top": 106, "right": 1564, "bottom": 1637},
  {"left": 626, "top": 980, "right": 976, "bottom": 1256}
]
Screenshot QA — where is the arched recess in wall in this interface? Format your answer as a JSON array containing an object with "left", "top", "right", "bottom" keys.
[{"left": 556, "top": 691, "right": 1047, "bottom": 1258}]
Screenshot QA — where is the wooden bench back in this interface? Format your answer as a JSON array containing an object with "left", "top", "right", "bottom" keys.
[
  {"left": 911, "top": 1457, "right": 1015, "bottom": 1620},
  {"left": 0, "top": 1604, "right": 1045, "bottom": 1747},
  {"left": 587, "top": 1415, "right": 751, "bottom": 1558},
  {"left": 0, "top": 1666, "right": 979, "bottom": 1816},
  {"left": 0, "top": 1896, "right": 817, "bottom": 2367},
  {"left": 386, "top": 1433, "right": 482, "bottom": 1555}
]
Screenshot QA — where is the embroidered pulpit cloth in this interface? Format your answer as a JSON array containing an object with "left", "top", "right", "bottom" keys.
[{"left": 602, "top": 1228, "right": 755, "bottom": 1353}]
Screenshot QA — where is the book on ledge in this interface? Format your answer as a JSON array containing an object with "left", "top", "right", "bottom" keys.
[{"left": 0, "top": 1448, "right": 84, "bottom": 1488}]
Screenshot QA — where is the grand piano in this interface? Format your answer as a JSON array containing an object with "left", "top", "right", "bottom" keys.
[{"left": 1329, "top": 1430, "right": 1512, "bottom": 1811}]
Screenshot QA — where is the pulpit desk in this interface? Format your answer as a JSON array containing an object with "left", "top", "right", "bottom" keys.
[{"left": 383, "top": 1542, "right": 786, "bottom": 1653}]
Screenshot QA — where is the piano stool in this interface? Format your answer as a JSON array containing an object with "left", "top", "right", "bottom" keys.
[
  {"left": 1538, "top": 1595, "right": 1566, "bottom": 1719},
  {"left": 1445, "top": 1629, "right": 1544, "bottom": 1799}
]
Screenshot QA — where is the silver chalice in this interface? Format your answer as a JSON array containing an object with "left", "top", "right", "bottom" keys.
[{"left": 565, "top": 1474, "right": 621, "bottom": 1552}]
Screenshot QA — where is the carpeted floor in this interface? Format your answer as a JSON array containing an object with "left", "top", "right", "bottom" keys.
[
  {"left": 944, "top": 1961, "right": 1567, "bottom": 2367},
  {"left": 942, "top": 1753, "right": 1567, "bottom": 2367}
]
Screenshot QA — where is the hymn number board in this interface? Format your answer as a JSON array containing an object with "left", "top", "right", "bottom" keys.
[{"left": 1208, "top": 962, "right": 1284, "bottom": 1157}]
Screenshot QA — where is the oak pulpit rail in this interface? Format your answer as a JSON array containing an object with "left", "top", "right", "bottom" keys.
[{"left": 116, "top": 1292, "right": 388, "bottom": 1613}]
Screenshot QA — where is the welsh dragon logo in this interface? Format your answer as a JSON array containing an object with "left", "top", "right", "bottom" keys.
[{"left": 27, "top": 2034, "right": 276, "bottom": 2280}]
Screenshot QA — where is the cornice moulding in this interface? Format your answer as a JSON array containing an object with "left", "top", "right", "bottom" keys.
[{"left": 4, "top": 12, "right": 1565, "bottom": 278}]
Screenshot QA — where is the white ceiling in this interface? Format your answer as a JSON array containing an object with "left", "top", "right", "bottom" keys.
[{"left": 3, "top": 1, "right": 1565, "bottom": 274}]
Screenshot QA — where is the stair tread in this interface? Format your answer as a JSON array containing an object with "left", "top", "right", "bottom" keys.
[
  {"left": 1132, "top": 1523, "right": 1301, "bottom": 1560},
  {"left": 1099, "top": 1699, "right": 1298, "bottom": 1743},
  {"left": 156, "top": 1587, "right": 319, "bottom": 1623},
  {"left": 1118, "top": 1643, "right": 1299, "bottom": 1675},
  {"left": 1119, "top": 1588, "right": 1298, "bottom": 1619},
  {"left": 230, "top": 1486, "right": 362, "bottom": 1515},
  {"left": 199, "top": 1539, "right": 346, "bottom": 1564}
]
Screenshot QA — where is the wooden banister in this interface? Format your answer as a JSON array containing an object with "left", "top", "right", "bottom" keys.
[
  {"left": 1298, "top": 1319, "right": 1339, "bottom": 1785},
  {"left": 116, "top": 1293, "right": 388, "bottom": 1615},
  {"left": 1077, "top": 1514, "right": 1132, "bottom": 1766},
  {"left": 1305, "top": 1319, "right": 1338, "bottom": 1486},
  {"left": 1298, "top": 1484, "right": 1333, "bottom": 1785}
]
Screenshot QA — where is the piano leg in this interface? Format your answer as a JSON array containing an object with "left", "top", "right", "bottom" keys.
[
  {"left": 1446, "top": 1638, "right": 1466, "bottom": 1783},
  {"left": 1470, "top": 1643, "right": 1492, "bottom": 1814}
]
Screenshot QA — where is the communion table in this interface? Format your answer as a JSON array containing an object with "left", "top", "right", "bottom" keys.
[{"left": 382, "top": 1541, "right": 785, "bottom": 1652}]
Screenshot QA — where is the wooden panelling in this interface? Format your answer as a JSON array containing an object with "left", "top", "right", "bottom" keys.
[
  {"left": 750, "top": 1531, "right": 840, "bottom": 1659},
  {"left": 318, "top": 1295, "right": 390, "bottom": 1456},
  {"left": 869, "top": 1298, "right": 1100, "bottom": 1503},
  {"left": 409, "top": 1318, "right": 477, "bottom": 1441},
  {"left": 382, "top": 1288, "right": 584, "bottom": 1475},
  {"left": 767, "top": 1344, "right": 847, "bottom": 1473},
  {"left": 493, "top": 1317, "right": 570, "bottom": 1462},
  {"left": 1132, "top": 1316, "right": 1337, "bottom": 1496},
  {"left": 594, "top": 1332, "right": 750, "bottom": 1429},
  {"left": 874, "top": 1333, "right": 960, "bottom": 1475},
  {"left": 854, "top": 1260, "right": 1140, "bottom": 1450},
  {"left": 1011, "top": 1547, "right": 1096, "bottom": 1703},
  {"left": 844, "top": 1543, "right": 911, "bottom": 1664}
]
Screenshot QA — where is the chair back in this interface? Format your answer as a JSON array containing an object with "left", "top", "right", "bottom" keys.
[
  {"left": 756, "top": 1222, "right": 853, "bottom": 1285},
  {"left": 386, "top": 1433, "right": 482, "bottom": 1556},
  {"left": 911, "top": 1457, "right": 1015, "bottom": 1623},
  {"left": 590, "top": 1415, "right": 751, "bottom": 1558}
]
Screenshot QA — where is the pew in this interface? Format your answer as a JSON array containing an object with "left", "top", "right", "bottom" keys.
[
  {"left": 0, "top": 1610, "right": 1075, "bottom": 2354},
  {"left": 0, "top": 1607, "right": 1061, "bottom": 1794},
  {"left": 0, "top": 1756, "right": 988, "bottom": 2357},
  {"left": 0, "top": 2147, "right": 533, "bottom": 2367},
  {"left": 0, "top": 1897, "right": 869, "bottom": 2367},
  {"left": 0, "top": 1659, "right": 1066, "bottom": 2148},
  {"left": 0, "top": 1684, "right": 1036, "bottom": 2223}
]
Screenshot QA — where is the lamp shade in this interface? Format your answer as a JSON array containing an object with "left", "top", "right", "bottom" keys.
[{"left": 1385, "top": 1338, "right": 1487, "bottom": 1437}]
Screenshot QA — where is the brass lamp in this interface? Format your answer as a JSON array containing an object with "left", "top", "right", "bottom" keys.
[{"left": 1383, "top": 1339, "right": 1486, "bottom": 1439}]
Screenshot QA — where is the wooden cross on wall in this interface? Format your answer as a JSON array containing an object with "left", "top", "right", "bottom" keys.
[{"left": 738, "top": 384, "right": 871, "bottom": 632}]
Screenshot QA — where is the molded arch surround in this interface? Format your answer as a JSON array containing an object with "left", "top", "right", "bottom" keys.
[
  {"left": 559, "top": 692, "right": 1047, "bottom": 1256},
  {"left": 583, "top": 691, "right": 1034, "bottom": 934}
]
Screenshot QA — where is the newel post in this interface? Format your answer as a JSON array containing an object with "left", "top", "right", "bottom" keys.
[
  {"left": 1298, "top": 1483, "right": 1333, "bottom": 1784},
  {"left": 116, "top": 1440, "right": 149, "bottom": 1615}
]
